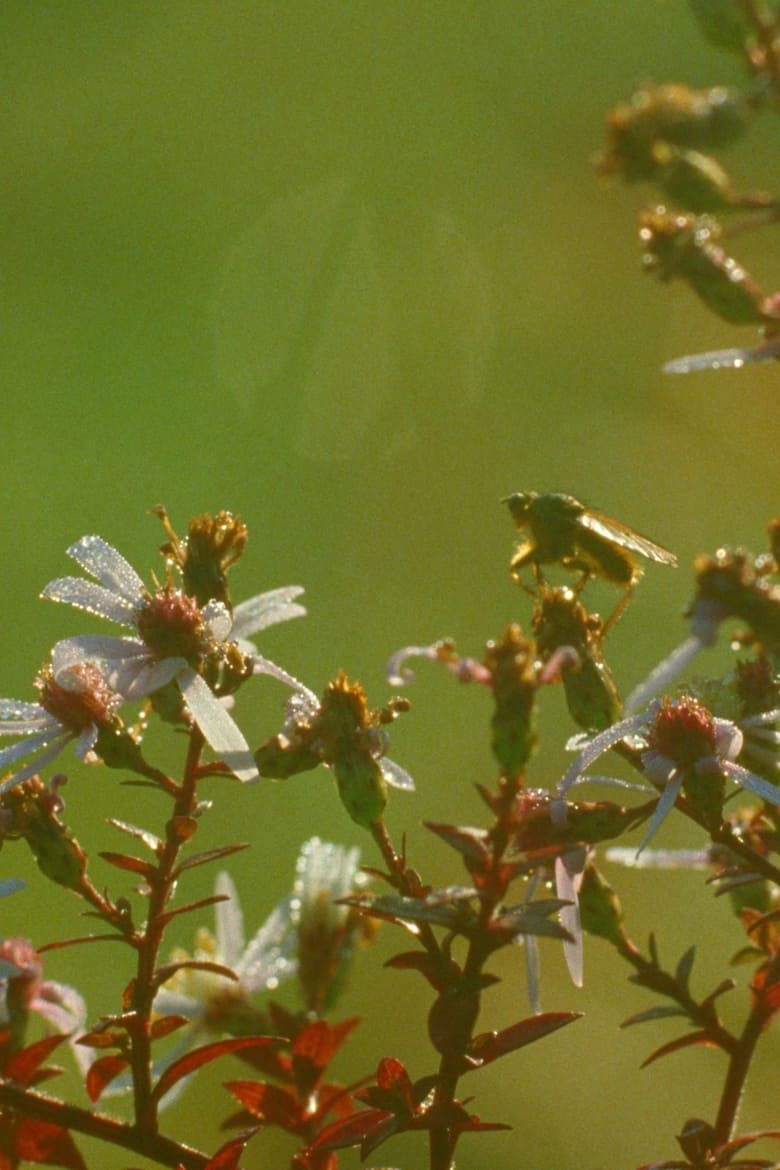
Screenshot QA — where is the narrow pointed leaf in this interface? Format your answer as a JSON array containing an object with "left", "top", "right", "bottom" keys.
[
  {"left": 621, "top": 1005, "right": 688, "bottom": 1027},
  {"left": 15, "top": 1118, "right": 88, "bottom": 1170},
  {"left": 174, "top": 843, "right": 249, "bottom": 874},
  {"left": 86, "top": 1054, "right": 131, "bottom": 1102},
  {"left": 204, "top": 1129, "right": 261, "bottom": 1170},
  {"left": 106, "top": 819, "right": 163, "bottom": 854},
  {"left": 98, "top": 851, "right": 156, "bottom": 878},
  {"left": 467, "top": 1011, "right": 582, "bottom": 1067},
  {"left": 151, "top": 1035, "right": 283, "bottom": 1104},
  {"left": 6, "top": 1034, "right": 69, "bottom": 1086},
  {"left": 675, "top": 945, "right": 696, "bottom": 991},
  {"left": 640, "top": 1029, "right": 716, "bottom": 1068}
]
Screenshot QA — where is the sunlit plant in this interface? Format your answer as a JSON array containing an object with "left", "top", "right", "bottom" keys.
[{"left": 2, "top": 6, "right": 780, "bottom": 1170}]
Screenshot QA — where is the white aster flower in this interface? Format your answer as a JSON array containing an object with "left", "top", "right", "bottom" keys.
[
  {"left": 0, "top": 662, "right": 122, "bottom": 795},
  {"left": 41, "top": 535, "right": 304, "bottom": 783},
  {"left": 291, "top": 836, "right": 369, "bottom": 1012},
  {"left": 109, "top": 869, "right": 297, "bottom": 1106},
  {"left": 154, "top": 870, "right": 297, "bottom": 1037},
  {"left": 557, "top": 696, "right": 780, "bottom": 856}
]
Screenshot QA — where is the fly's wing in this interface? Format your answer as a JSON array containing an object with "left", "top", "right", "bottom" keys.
[
  {"left": 662, "top": 333, "right": 780, "bottom": 374},
  {"left": 579, "top": 510, "right": 678, "bottom": 566}
]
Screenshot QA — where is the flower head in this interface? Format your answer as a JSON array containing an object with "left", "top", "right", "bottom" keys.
[
  {"left": 0, "top": 662, "right": 122, "bottom": 796},
  {"left": 291, "top": 836, "right": 371, "bottom": 1013},
  {"left": 558, "top": 695, "right": 780, "bottom": 855},
  {"left": 41, "top": 534, "right": 305, "bottom": 783},
  {"left": 154, "top": 870, "right": 298, "bottom": 1042}
]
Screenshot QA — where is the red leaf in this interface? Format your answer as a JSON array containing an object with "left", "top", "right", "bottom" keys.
[
  {"left": 225, "top": 1080, "right": 301, "bottom": 1131},
  {"left": 14, "top": 1118, "right": 87, "bottom": 1170},
  {"left": 151, "top": 1035, "right": 283, "bottom": 1104},
  {"left": 423, "top": 822, "right": 490, "bottom": 871},
  {"left": 291, "top": 1018, "right": 360, "bottom": 1092},
  {"left": 383, "top": 951, "right": 455, "bottom": 991},
  {"left": 97, "top": 851, "right": 156, "bottom": 878},
  {"left": 156, "top": 894, "right": 231, "bottom": 931},
  {"left": 175, "top": 843, "right": 249, "bottom": 874},
  {"left": 153, "top": 959, "right": 238, "bottom": 990},
  {"left": 85, "top": 1054, "right": 130, "bottom": 1102},
  {"left": 6, "top": 1034, "right": 69, "bottom": 1087},
  {"left": 640, "top": 1029, "right": 716, "bottom": 1068},
  {"left": 204, "top": 1128, "right": 260, "bottom": 1170},
  {"left": 309, "top": 1107, "right": 396, "bottom": 1152},
  {"left": 467, "top": 1012, "right": 582, "bottom": 1068},
  {"left": 150, "top": 1014, "right": 189, "bottom": 1040}
]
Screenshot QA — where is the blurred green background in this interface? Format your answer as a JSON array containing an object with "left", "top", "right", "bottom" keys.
[{"left": 1, "top": 2, "right": 778, "bottom": 1167}]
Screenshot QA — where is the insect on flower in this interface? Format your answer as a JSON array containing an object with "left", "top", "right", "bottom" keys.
[{"left": 504, "top": 492, "right": 677, "bottom": 631}]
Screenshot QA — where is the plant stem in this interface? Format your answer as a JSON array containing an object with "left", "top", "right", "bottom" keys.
[{"left": 0, "top": 1080, "right": 210, "bottom": 1170}]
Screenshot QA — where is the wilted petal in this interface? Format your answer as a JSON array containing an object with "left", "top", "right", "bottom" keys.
[
  {"left": 64, "top": 535, "right": 146, "bottom": 603},
  {"left": 177, "top": 667, "right": 258, "bottom": 782}
]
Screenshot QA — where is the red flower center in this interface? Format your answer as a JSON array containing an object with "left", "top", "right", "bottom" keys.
[
  {"left": 136, "top": 587, "right": 206, "bottom": 662},
  {"left": 36, "top": 664, "right": 119, "bottom": 730},
  {"left": 647, "top": 697, "right": 717, "bottom": 766}
]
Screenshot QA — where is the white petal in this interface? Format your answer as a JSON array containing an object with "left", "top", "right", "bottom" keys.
[
  {"left": 53, "top": 635, "right": 146, "bottom": 671},
  {"left": 0, "top": 733, "right": 73, "bottom": 794},
  {"left": 636, "top": 771, "right": 684, "bottom": 856},
  {"left": 152, "top": 989, "right": 205, "bottom": 1021},
  {"left": 0, "top": 705, "right": 56, "bottom": 735},
  {"left": 0, "top": 699, "right": 50, "bottom": 725},
  {"left": 0, "top": 726, "right": 64, "bottom": 768},
  {"left": 380, "top": 757, "right": 415, "bottom": 791},
  {"left": 177, "top": 667, "right": 258, "bottom": 782},
  {"left": 555, "top": 852, "right": 584, "bottom": 988},
  {"left": 556, "top": 713, "right": 648, "bottom": 800},
  {"left": 202, "top": 600, "right": 232, "bottom": 641},
  {"left": 64, "top": 535, "right": 146, "bottom": 603},
  {"left": 723, "top": 761, "right": 780, "bottom": 806},
  {"left": 231, "top": 587, "right": 306, "bottom": 639},
  {"left": 251, "top": 655, "right": 318, "bottom": 704},
  {"left": 74, "top": 724, "right": 100, "bottom": 760},
  {"left": 624, "top": 636, "right": 708, "bottom": 715},
  {"left": 214, "top": 872, "right": 245, "bottom": 966},
  {"left": 120, "top": 656, "right": 186, "bottom": 700},
  {"left": 236, "top": 896, "right": 298, "bottom": 992},
  {"left": 41, "top": 578, "right": 139, "bottom": 626}
]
